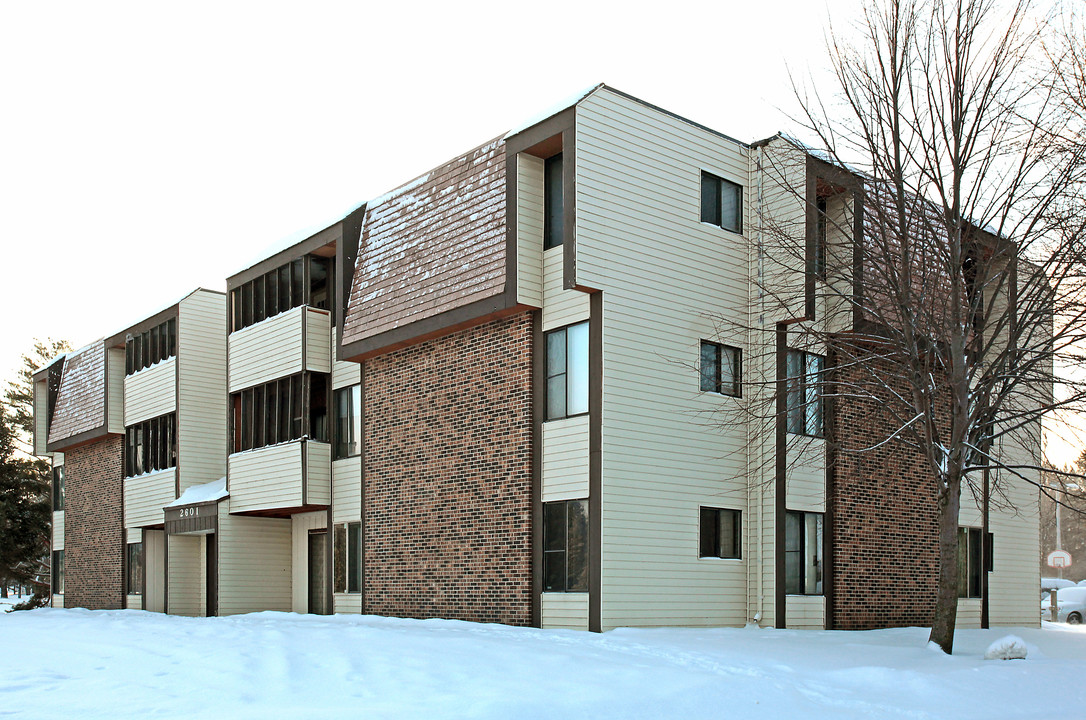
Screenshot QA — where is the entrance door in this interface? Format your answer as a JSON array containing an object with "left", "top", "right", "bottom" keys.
[{"left": 307, "top": 531, "right": 327, "bottom": 614}]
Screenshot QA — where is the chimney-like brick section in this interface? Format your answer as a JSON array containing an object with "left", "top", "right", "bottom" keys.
[
  {"left": 63, "top": 436, "right": 124, "bottom": 610},
  {"left": 364, "top": 313, "right": 533, "bottom": 625},
  {"left": 829, "top": 351, "right": 940, "bottom": 629}
]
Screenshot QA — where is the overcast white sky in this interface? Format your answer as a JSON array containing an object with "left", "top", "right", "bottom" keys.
[{"left": 3, "top": 0, "right": 1077, "bottom": 464}]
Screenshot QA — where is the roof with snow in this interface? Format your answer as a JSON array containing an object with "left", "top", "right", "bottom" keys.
[
  {"left": 47, "top": 341, "right": 106, "bottom": 447},
  {"left": 166, "top": 477, "right": 228, "bottom": 507}
]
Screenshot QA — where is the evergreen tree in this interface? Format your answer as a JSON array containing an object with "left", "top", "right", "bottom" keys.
[
  {"left": 0, "top": 404, "right": 51, "bottom": 597},
  {"left": 3, "top": 338, "right": 70, "bottom": 455}
]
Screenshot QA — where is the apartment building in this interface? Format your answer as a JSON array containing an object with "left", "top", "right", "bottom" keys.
[{"left": 34, "top": 84, "right": 1041, "bottom": 631}]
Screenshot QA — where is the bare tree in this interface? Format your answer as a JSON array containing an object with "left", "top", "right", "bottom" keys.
[{"left": 738, "top": 0, "right": 1086, "bottom": 653}]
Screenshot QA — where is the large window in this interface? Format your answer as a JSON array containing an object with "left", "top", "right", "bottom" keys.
[
  {"left": 545, "top": 321, "right": 589, "bottom": 421},
  {"left": 543, "top": 153, "right": 564, "bottom": 250},
  {"left": 231, "top": 372, "right": 329, "bottom": 453},
  {"left": 814, "top": 195, "right": 828, "bottom": 279},
  {"left": 699, "top": 507, "right": 741, "bottom": 559},
  {"left": 543, "top": 499, "right": 589, "bottom": 593},
  {"left": 700, "top": 341, "right": 741, "bottom": 396},
  {"left": 52, "top": 550, "right": 64, "bottom": 594},
  {"left": 701, "top": 171, "right": 743, "bottom": 234},
  {"left": 230, "top": 255, "right": 334, "bottom": 333},
  {"left": 786, "top": 349, "right": 824, "bottom": 437},
  {"left": 125, "top": 318, "right": 177, "bottom": 375},
  {"left": 127, "top": 542, "right": 143, "bottom": 595},
  {"left": 958, "top": 527, "right": 993, "bottom": 599},
  {"left": 125, "top": 413, "right": 176, "bottom": 478},
  {"left": 334, "top": 521, "right": 362, "bottom": 594},
  {"left": 333, "top": 385, "right": 362, "bottom": 460},
  {"left": 785, "top": 510, "right": 823, "bottom": 595},
  {"left": 52, "top": 466, "right": 65, "bottom": 511}
]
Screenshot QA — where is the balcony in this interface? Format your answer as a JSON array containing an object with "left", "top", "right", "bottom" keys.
[
  {"left": 228, "top": 306, "right": 331, "bottom": 393},
  {"left": 124, "top": 357, "right": 176, "bottom": 426},
  {"left": 227, "top": 440, "right": 330, "bottom": 515},
  {"left": 125, "top": 468, "right": 177, "bottom": 527}
]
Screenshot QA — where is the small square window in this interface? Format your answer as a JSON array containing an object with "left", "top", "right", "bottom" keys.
[
  {"left": 699, "top": 507, "right": 741, "bottom": 559},
  {"left": 701, "top": 171, "right": 742, "bottom": 234},
  {"left": 700, "top": 341, "right": 741, "bottom": 396}
]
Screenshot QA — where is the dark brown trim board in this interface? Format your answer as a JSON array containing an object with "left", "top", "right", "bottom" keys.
[
  {"left": 104, "top": 304, "right": 180, "bottom": 349},
  {"left": 228, "top": 222, "right": 342, "bottom": 290},
  {"left": 335, "top": 205, "right": 366, "bottom": 343},
  {"left": 823, "top": 350, "right": 837, "bottom": 630},
  {"left": 530, "top": 312, "right": 545, "bottom": 628},
  {"left": 774, "top": 322, "right": 788, "bottom": 629},
  {"left": 45, "top": 423, "right": 113, "bottom": 455},
  {"left": 358, "top": 360, "right": 367, "bottom": 614},
  {"left": 206, "top": 531, "right": 218, "bottom": 617},
  {"left": 588, "top": 292, "right": 603, "bottom": 632}
]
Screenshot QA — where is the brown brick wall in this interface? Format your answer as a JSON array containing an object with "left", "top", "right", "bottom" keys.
[
  {"left": 63, "top": 436, "right": 124, "bottom": 610},
  {"left": 364, "top": 313, "right": 533, "bottom": 624},
  {"left": 829, "top": 351, "right": 940, "bottom": 629}
]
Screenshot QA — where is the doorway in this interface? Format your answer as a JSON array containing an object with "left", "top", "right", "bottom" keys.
[{"left": 307, "top": 530, "right": 327, "bottom": 614}]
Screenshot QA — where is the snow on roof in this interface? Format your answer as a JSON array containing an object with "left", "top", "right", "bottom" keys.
[
  {"left": 230, "top": 200, "right": 366, "bottom": 278},
  {"left": 47, "top": 342, "right": 106, "bottom": 444},
  {"left": 166, "top": 477, "right": 228, "bottom": 507},
  {"left": 503, "top": 83, "right": 604, "bottom": 139}
]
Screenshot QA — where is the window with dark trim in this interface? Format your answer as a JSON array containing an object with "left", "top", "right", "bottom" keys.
[
  {"left": 52, "top": 466, "right": 65, "bottom": 511},
  {"left": 333, "top": 384, "right": 362, "bottom": 460},
  {"left": 230, "top": 255, "right": 335, "bottom": 333},
  {"left": 785, "top": 510, "right": 823, "bottom": 595},
  {"left": 333, "top": 521, "right": 362, "bottom": 594},
  {"left": 700, "top": 341, "right": 741, "bottom": 396},
  {"left": 231, "top": 372, "right": 329, "bottom": 453},
  {"left": 124, "top": 413, "right": 177, "bottom": 478},
  {"left": 543, "top": 499, "right": 589, "bottom": 592},
  {"left": 814, "top": 195, "right": 828, "bottom": 279},
  {"left": 125, "top": 318, "right": 176, "bottom": 375},
  {"left": 543, "top": 153, "right": 564, "bottom": 250},
  {"left": 545, "top": 321, "right": 589, "bottom": 421},
  {"left": 786, "top": 349, "right": 824, "bottom": 437},
  {"left": 52, "top": 549, "right": 64, "bottom": 594},
  {"left": 958, "top": 527, "right": 993, "bottom": 598},
  {"left": 699, "top": 507, "right": 741, "bottom": 559},
  {"left": 701, "top": 171, "right": 743, "bottom": 234},
  {"left": 127, "top": 542, "right": 143, "bottom": 595}
]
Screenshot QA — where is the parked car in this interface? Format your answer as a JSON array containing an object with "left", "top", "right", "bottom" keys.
[
  {"left": 1078, "top": 579, "right": 1086, "bottom": 587},
  {"left": 1041, "top": 577, "right": 1077, "bottom": 599},
  {"left": 1041, "top": 586, "right": 1086, "bottom": 624}
]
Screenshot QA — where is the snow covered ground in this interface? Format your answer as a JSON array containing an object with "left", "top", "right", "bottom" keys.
[{"left": 1, "top": 609, "right": 1084, "bottom": 719}]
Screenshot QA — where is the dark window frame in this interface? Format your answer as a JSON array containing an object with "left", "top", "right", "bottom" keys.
[
  {"left": 124, "top": 413, "right": 176, "bottom": 478},
  {"left": 126, "top": 542, "right": 143, "bottom": 595},
  {"left": 543, "top": 153, "right": 564, "bottom": 250},
  {"left": 786, "top": 349, "right": 825, "bottom": 438},
  {"left": 545, "top": 321, "right": 589, "bottom": 421},
  {"left": 814, "top": 195, "right": 828, "bottom": 280},
  {"left": 700, "top": 171, "right": 743, "bottom": 234},
  {"left": 333, "top": 521, "right": 362, "bottom": 594},
  {"left": 52, "top": 466, "right": 65, "bottom": 511},
  {"left": 229, "top": 255, "right": 335, "bottom": 333},
  {"left": 699, "top": 507, "right": 741, "bottom": 559},
  {"left": 784, "top": 510, "right": 823, "bottom": 596},
  {"left": 699, "top": 340, "right": 742, "bottom": 397},
  {"left": 52, "top": 549, "right": 64, "bottom": 594},
  {"left": 958, "top": 526, "right": 994, "bottom": 598},
  {"left": 125, "top": 318, "right": 177, "bottom": 376},
  {"left": 333, "top": 384, "right": 362, "bottom": 460},
  {"left": 542, "top": 499, "right": 589, "bottom": 593},
  {"left": 230, "top": 372, "right": 330, "bottom": 454}
]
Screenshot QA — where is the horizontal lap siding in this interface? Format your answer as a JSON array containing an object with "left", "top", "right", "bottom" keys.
[
  {"left": 517, "top": 154, "right": 544, "bottom": 308},
  {"left": 107, "top": 348, "right": 124, "bottom": 434},
  {"left": 52, "top": 511, "right": 64, "bottom": 550},
  {"left": 217, "top": 506, "right": 292, "bottom": 615},
  {"left": 541, "top": 593, "right": 589, "bottom": 630},
  {"left": 291, "top": 511, "right": 327, "bottom": 613},
  {"left": 542, "top": 416, "right": 589, "bottom": 502},
  {"left": 331, "top": 328, "right": 361, "bottom": 390},
  {"left": 166, "top": 534, "right": 204, "bottom": 617},
  {"left": 305, "top": 442, "right": 331, "bottom": 505},
  {"left": 124, "top": 359, "right": 177, "bottom": 426},
  {"left": 576, "top": 89, "right": 752, "bottom": 629},
  {"left": 786, "top": 596, "right": 826, "bottom": 629},
  {"left": 178, "top": 291, "right": 228, "bottom": 493},
  {"left": 304, "top": 308, "right": 331, "bottom": 374},
  {"left": 145, "top": 530, "right": 165, "bottom": 612},
  {"left": 34, "top": 382, "right": 49, "bottom": 456},
  {"left": 126, "top": 594, "right": 142, "bottom": 609},
  {"left": 541, "top": 246, "right": 588, "bottom": 331},
  {"left": 228, "top": 306, "right": 304, "bottom": 392},
  {"left": 786, "top": 438, "right": 826, "bottom": 513},
  {"left": 124, "top": 469, "right": 176, "bottom": 527},
  {"left": 334, "top": 593, "right": 362, "bottom": 614},
  {"left": 228, "top": 442, "right": 305, "bottom": 513},
  {"left": 52, "top": 595, "right": 64, "bottom": 608},
  {"left": 332, "top": 458, "right": 361, "bottom": 523}
]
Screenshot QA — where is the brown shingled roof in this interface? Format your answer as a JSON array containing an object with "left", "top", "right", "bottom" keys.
[
  {"left": 341, "top": 136, "right": 507, "bottom": 347},
  {"left": 47, "top": 342, "right": 106, "bottom": 445}
]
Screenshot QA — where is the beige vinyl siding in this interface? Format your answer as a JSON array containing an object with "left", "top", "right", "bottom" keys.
[
  {"left": 52, "top": 595, "right": 64, "bottom": 608},
  {"left": 34, "top": 381, "right": 49, "bottom": 456},
  {"left": 956, "top": 598, "right": 982, "bottom": 629},
  {"left": 123, "top": 357, "right": 176, "bottom": 426},
  {"left": 785, "top": 595, "right": 825, "bottom": 629},
  {"left": 217, "top": 507, "right": 292, "bottom": 615},
  {"left": 126, "top": 527, "right": 142, "bottom": 545},
  {"left": 229, "top": 440, "right": 331, "bottom": 514},
  {"left": 178, "top": 290, "right": 228, "bottom": 493},
  {"left": 291, "top": 511, "right": 327, "bottom": 613},
  {"left": 332, "top": 457, "right": 362, "bottom": 523},
  {"left": 166, "top": 534, "right": 204, "bottom": 617},
  {"left": 541, "top": 593, "right": 590, "bottom": 630},
  {"left": 331, "top": 328, "right": 361, "bottom": 390},
  {"left": 516, "top": 153, "right": 544, "bottom": 308},
  {"left": 145, "top": 529, "right": 166, "bottom": 612},
  {"left": 304, "top": 308, "right": 332, "bottom": 374},
  {"left": 145, "top": 529, "right": 165, "bottom": 612},
  {"left": 575, "top": 89, "right": 753, "bottom": 629},
  {"left": 107, "top": 348, "right": 124, "bottom": 434},
  {"left": 542, "top": 416, "right": 589, "bottom": 502},
  {"left": 228, "top": 305, "right": 305, "bottom": 392},
  {"left": 306, "top": 442, "right": 331, "bottom": 506},
  {"left": 52, "top": 511, "right": 64, "bottom": 550},
  {"left": 125, "top": 469, "right": 176, "bottom": 528},
  {"left": 542, "top": 246, "right": 589, "bottom": 331},
  {"left": 126, "top": 594, "right": 143, "bottom": 609},
  {"left": 785, "top": 438, "right": 826, "bottom": 513},
  {"left": 334, "top": 593, "right": 362, "bottom": 614}
]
